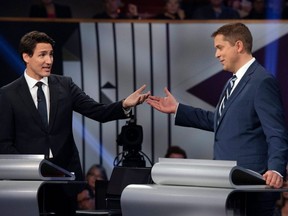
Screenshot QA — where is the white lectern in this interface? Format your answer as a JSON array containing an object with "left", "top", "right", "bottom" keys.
[
  {"left": 0, "top": 155, "right": 75, "bottom": 216},
  {"left": 121, "top": 158, "right": 285, "bottom": 216}
]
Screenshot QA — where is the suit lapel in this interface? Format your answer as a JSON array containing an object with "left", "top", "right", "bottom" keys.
[
  {"left": 17, "top": 76, "right": 44, "bottom": 128},
  {"left": 47, "top": 76, "right": 59, "bottom": 130},
  {"left": 215, "top": 61, "right": 258, "bottom": 130}
]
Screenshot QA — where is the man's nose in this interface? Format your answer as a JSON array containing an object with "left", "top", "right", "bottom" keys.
[{"left": 46, "top": 56, "right": 53, "bottom": 64}]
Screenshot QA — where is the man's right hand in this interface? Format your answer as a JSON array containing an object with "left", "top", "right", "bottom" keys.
[{"left": 146, "top": 87, "right": 178, "bottom": 114}]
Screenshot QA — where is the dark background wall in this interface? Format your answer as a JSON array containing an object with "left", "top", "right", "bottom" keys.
[
  {"left": 0, "top": 0, "right": 164, "bottom": 19},
  {"left": 0, "top": 0, "right": 103, "bottom": 18}
]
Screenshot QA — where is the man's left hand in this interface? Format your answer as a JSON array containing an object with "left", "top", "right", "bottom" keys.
[{"left": 263, "top": 170, "right": 284, "bottom": 188}]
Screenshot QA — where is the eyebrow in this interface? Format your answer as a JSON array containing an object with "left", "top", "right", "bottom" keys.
[
  {"left": 37, "top": 50, "right": 53, "bottom": 54},
  {"left": 215, "top": 44, "right": 223, "bottom": 48}
]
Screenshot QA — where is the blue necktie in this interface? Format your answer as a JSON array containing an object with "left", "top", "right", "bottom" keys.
[
  {"left": 218, "top": 75, "right": 237, "bottom": 118},
  {"left": 36, "top": 82, "right": 48, "bottom": 127}
]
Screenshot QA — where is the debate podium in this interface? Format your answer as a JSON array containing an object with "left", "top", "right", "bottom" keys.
[
  {"left": 121, "top": 158, "right": 286, "bottom": 216},
  {"left": 0, "top": 155, "right": 76, "bottom": 216}
]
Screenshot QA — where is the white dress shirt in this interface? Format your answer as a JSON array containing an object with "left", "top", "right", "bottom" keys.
[{"left": 24, "top": 71, "right": 52, "bottom": 157}]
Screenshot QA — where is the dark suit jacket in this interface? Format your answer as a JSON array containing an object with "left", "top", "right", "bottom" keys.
[
  {"left": 0, "top": 75, "right": 128, "bottom": 180},
  {"left": 175, "top": 60, "right": 288, "bottom": 176}
]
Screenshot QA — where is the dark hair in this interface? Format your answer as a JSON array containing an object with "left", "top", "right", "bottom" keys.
[
  {"left": 19, "top": 31, "right": 55, "bottom": 60},
  {"left": 211, "top": 22, "right": 253, "bottom": 54},
  {"left": 165, "top": 146, "right": 187, "bottom": 158},
  {"left": 86, "top": 164, "right": 108, "bottom": 181}
]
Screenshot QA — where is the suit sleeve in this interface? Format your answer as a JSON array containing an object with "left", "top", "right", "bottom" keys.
[
  {"left": 255, "top": 76, "right": 288, "bottom": 176},
  {"left": 175, "top": 103, "right": 215, "bottom": 132},
  {"left": 68, "top": 77, "right": 128, "bottom": 123}
]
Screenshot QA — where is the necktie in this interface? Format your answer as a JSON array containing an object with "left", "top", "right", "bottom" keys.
[
  {"left": 218, "top": 75, "right": 237, "bottom": 118},
  {"left": 36, "top": 82, "right": 48, "bottom": 127}
]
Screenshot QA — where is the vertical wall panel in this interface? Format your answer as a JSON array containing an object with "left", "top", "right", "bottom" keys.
[
  {"left": 80, "top": 23, "right": 101, "bottom": 174},
  {"left": 169, "top": 23, "right": 215, "bottom": 159},
  {"left": 115, "top": 23, "right": 134, "bottom": 141},
  {"left": 98, "top": 23, "right": 117, "bottom": 177},
  {"left": 63, "top": 61, "right": 84, "bottom": 166},
  {"left": 133, "top": 23, "right": 153, "bottom": 165},
  {"left": 151, "top": 23, "right": 169, "bottom": 162},
  {"left": 98, "top": 23, "right": 117, "bottom": 88},
  {"left": 115, "top": 23, "right": 134, "bottom": 95}
]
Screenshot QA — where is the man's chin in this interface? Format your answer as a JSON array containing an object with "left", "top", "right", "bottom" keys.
[{"left": 42, "top": 71, "right": 51, "bottom": 77}]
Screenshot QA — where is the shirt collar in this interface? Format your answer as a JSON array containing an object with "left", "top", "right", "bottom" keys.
[
  {"left": 24, "top": 70, "right": 48, "bottom": 89},
  {"left": 234, "top": 57, "right": 255, "bottom": 80}
]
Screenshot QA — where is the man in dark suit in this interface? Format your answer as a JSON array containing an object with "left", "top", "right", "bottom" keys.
[
  {"left": 146, "top": 22, "right": 288, "bottom": 215},
  {"left": 0, "top": 30, "right": 149, "bottom": 215}
]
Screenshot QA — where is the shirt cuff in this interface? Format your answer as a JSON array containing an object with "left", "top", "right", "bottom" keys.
[
  {"left": 123, "top": 107, "right": 132, "bottom": 117},
  {"left": 272, "top": 170, "right": 283, "bottom": 178},
  {"left": 174, "top": 103, "right": 180, "bottom": 118}
]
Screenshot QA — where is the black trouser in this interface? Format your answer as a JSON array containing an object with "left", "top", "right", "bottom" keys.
[
  {"left": 245, "top": 192, "right": 280, "bottom": 216},
  {"left": 38, "top": 183, "right": 81, "bottom": 216},
  {"left": 227, "top": 191, "right": 280, "bottom": 216}
]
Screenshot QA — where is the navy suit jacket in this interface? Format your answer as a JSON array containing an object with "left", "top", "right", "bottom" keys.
[
  {"left": 0, "top": 75, "right": 128, "bottom": 180},
  {"left": 175, "top": 60, "right": 288, "bottom": 176}
]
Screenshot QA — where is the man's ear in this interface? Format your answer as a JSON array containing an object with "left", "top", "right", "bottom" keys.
[
  {"left": 22, "top": 53, "right": 30, "bottom": 64},
  {"left": 235, "top": 40, "right": 244, "bottom": 53}
]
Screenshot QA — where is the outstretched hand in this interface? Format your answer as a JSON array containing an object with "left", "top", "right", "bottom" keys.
[
  {"left": 123, "top": 84, "right": 150, "bottom": 108},
  {"left": 146, "top": 87, "right": 178, "bottom": 114}
]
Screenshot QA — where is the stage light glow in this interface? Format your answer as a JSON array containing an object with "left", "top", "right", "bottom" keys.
[{"left": 0, "top": 35, "right": 25, "bottom": 74}]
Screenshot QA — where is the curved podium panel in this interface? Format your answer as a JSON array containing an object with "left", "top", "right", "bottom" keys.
[
  {"left": 0, "top": 181, "right": 43, "bottom": 216},
  {"left": 121, "top": 158, "right": 285, "bottom": 216},
  {"left": 121, "top": 184, "right": 232, "bottom": 216},
  {"left": 151, "top": 158, "right": 265, "bottom": 189},
  {"left": 0, "top": 154, "right": 75, "bottom": 180},
  {"left": 0, "top": 155, "right": 77, "bottom": 216},
  {"left": 121, "top": 184, "right": 287, "bottom": 216}
]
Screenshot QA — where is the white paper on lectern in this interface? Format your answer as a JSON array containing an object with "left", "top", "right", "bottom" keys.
[{"left": 151, "top": 158, "right": 266, "bottom": 188}]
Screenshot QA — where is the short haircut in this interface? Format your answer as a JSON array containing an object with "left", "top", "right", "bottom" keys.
[
  {"left": 211, "top": 22, "right": 253, "bottom": 54},
  {"left": 19, "top": 31, "right": 55, "bottom": 59}
]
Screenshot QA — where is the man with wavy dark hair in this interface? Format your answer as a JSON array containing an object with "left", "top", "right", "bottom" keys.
[{"left": 0, "top": 30, "right": 150, "bottom": 215}]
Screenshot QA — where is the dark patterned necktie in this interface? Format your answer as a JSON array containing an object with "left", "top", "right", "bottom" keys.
[
  {"left": 36, "top": 82, "right": 48, "bottom": 127},
  {"left": 218, "top": 75, "right": 237, "bottom": 118}
]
